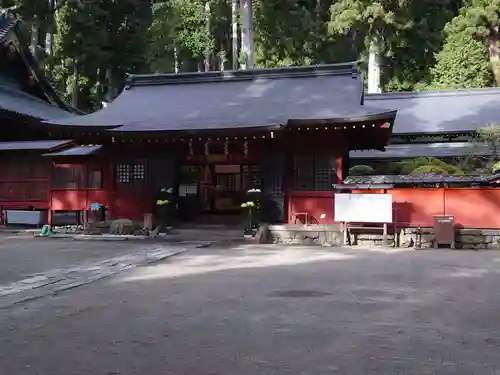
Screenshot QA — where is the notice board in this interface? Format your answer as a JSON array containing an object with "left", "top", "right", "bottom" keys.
[{"left": 334, "top": 193, "right": 393, "bottom": 223}]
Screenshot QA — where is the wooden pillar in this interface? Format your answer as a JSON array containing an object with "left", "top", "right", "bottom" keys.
[
  {"left": 284, "top": 143, "right": 292, "bottom": 223},
  {"left": 48, "top": 208, "right": 52, "bottom": 229},
  {"left": 48, "top": 160, "right": 53, "bottom": 229},
  {"left": 336, "top": 154, "right": 343, "bottom": 184},
  {"left": 341, "top": 147, "right": 350, "bottom": 182}
]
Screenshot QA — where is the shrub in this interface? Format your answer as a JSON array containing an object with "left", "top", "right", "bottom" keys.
[
  {"left": 399, "top": 157, "right": 463, "bottom": 175},
  {"left": 349, "top": 165, "right": 375, "bottom": 176},
  {"left": 410, "top": 165, "right": 449, "bottom": 175}
]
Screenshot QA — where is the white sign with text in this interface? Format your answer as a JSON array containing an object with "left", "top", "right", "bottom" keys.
[{"left": 334, "top": 193, "right": 393, "bottom": 223}]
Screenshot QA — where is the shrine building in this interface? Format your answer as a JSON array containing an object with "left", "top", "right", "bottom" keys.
[{"left": 0, "top": 8, "right": 397, "bottom": 226}]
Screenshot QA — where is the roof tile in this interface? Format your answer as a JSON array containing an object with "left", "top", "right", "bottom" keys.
[{"left": 365, "top": 88, "right": 500, "bottom": 134}]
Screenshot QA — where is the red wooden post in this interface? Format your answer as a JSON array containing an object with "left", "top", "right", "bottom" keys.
[{"left": 336, "top": 154, "right": 343, "bottom": 184}]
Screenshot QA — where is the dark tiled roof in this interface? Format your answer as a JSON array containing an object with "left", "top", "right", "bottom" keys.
[
  {"left": 0, "top": 82, "right": 80, "bottom": 120},
  {"left": 0, "top": 9, "right": 82, "bottom": 118},
  {"left": 43, "top": 145, "right": 102, "bottom": 156},
  {"left": 350, "top": 142, "right": 491, "bottom": 159},
  {"left": 365, "top": 88, "right": 500, "bottom": 134},
  {"left": 344, "top": 173, "right": 500, "bottom": 185},
  {"left": 0, "top": 140, "right": 72, "bottom": 151},
  {"left": 45, "top": 63, "right": 396, "bottom": 131}
]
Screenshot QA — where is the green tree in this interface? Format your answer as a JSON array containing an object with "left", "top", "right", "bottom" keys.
[
  {"left": 328, "top": 0, "right": 412, "bottom": 90},
  {"left": 328, "top": 0, "right": 459, "bottom": 91},
  {"left": 252, "top": 0, "right": 360, "bottom": 68},
  {"left": 441, "top": 0, "right": 500, "bottom": 84},
  {"left": 475, "top": 124, "right": 500, "bottom": 162},
  {"left": 148, "top": 0, "right": 214, "bottom": 73},
  {"left": 424, "top": 33, "right": 493, "bottom": 90},
  {"left": 52, "top": 0, "right": 109, "bottom": 108},
  {"left": 384, "top": 0, "right": 457, "bottom": 91}
]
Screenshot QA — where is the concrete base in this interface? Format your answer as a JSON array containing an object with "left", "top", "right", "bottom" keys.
[{"left": 268, "top": 224, "right": 344, "bottom": 246}]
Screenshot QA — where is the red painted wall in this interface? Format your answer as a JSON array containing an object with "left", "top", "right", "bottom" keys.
[
  {"left": 112, "top": 190, "right": 152, "bottom": 221},
  {"left": 288, "top": 191, "right": 335, "bottom": 224},
  {"left": 287, "top": 188, "right": 500, "bottom": 229}
]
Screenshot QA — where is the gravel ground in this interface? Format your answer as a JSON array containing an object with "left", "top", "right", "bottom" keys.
[
  {"left": 0, "top": 235, "right": 153, "bottom": 284},
  {"left": 1, "top": 245, "right": 500, "bottom": 374}
]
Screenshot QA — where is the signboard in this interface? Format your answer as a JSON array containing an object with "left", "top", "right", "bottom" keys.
[
  {"left": 334, "top": 193, "right": 393, "bottom": 223},
  {"left": 179, "top": 184, "right": 198, "bottom": 197}
]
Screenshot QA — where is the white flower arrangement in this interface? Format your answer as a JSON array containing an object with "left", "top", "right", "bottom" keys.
[{"left": 247, "top": 188, "right": 261, "bottom": 193}]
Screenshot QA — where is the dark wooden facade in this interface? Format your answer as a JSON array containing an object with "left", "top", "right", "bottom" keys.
[{"left": 31, "top": 116, "right": 392, "bottom": 226}]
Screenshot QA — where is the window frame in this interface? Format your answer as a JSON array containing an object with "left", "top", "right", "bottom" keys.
[
  {"left": 292, "top": 154, "right": 337, "bottom": 191},
  {"left": 114, "top": 160, "right": 147, "bottom": 189},
  {"left": 87, "top": 168, "right": 103, "bottom": 189}
]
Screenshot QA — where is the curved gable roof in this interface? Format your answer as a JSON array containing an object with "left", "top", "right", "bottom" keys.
[
  {"left": 365, "top": 88, "right": 500, "bottom": 134},
  {"left": 44, "top": 63, "right": 396, "bottom": 132}
]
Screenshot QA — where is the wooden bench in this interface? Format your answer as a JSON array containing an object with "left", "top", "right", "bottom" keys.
[{"left": 344, "top": 222, "right": 390, "bottom": 247}]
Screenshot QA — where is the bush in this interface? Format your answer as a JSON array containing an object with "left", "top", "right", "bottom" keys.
[
  {"left": 386, "top": 162, "right": 403, "bottom": 174},
  {"left": 492, "top": 161, "right": 500, "bottom": 173},
  {"left": 410, "top": 165, "right": 449, "bottom": 175},
  {"left": 349, "top": 165, "right": 375, "bottom": 176},
  {"left": 399, "top": 157, "right": 463, "bottom": 175}
]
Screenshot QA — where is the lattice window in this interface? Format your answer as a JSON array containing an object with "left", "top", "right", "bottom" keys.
[
  {"left": 293, "top": 155, "right": 336, "bottom": 191},
  {"left": 314, "top": 156, "right": 334, "bottom": 191},
  {"left": 115, "top": 161, "right": 147, "bottom": 188},
  {"left": 116, "top": 164, "right": 130, "bottom": 183},
  {"left": 293, "top": 155, "right": 314, "bottom": 190},
  {"left": 133, "top": 164, "right": 145, "bottom": 181},
  {"left": 242, "top": 165, "right": 261, "bottom": 191}
]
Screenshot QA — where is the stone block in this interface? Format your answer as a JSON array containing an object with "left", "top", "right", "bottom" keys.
[
  {"left": 110, "top": 219, "right": 135, "bottom": 235},
  {"left": 460, "top": 235, "right": 485, "bottom": 244},
  {"left": 268, "top": 224, "right": 343, "bottom": 246}
]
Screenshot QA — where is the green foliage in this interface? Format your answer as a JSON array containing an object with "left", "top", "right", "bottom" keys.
[
  {"left": 492, "top": 161, "right": 500, "bottom": 173},
  {"left": 349, "top": 165, "right": 375, "bottom": 176},
  {"left": 50, "top": 0, "right": 151, "bottom": 110},
  {"left": 476, "top": 124, "right": 500, "bottom": 146},
  {"left": 422, "top": 0, "right": 500, "bottom": 89},
  {"left": 328, "top": 0, "right": 456, "bottom": 91},
  {"left": 399, "top": 157, "right": 464, "bottom": 175},
  {"left": 410, "top": 165, "right": 449, "bottom": 175},
  {"left": 475, "top": 124, "right": 500, "bottom": 161},
  {"left": 254, "top": 0, "right": 357, "bottom": 67},
  {"left": 424, "top": 33, "right": 493, "bottom": 90},
  {"left": 386, "top": 162, "right": 403, "bottom": 175},
  {"left": 148, "top": 0, "right": 214, "bottom": 73},
  {"left": 15, "top": 0, "right": 500, "bottom": 112}
]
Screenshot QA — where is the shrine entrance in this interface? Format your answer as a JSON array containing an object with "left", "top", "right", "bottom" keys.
[
  {"left": 199, "top": 164, "right": 242, "bottom": 213},
  {"left": 178, "top": 161, "right": 261, "bottom": 223}
]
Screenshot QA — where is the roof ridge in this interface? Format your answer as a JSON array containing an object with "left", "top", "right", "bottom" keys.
[
  {"left": 366, "top": 86, "right": 500, "bottom": 100},
  {"left": 125, "top": 62, "right": 359, "bottom": 88}
]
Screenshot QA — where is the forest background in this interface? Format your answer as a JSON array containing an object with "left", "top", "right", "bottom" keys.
[{"left": 3, "top": 0, "right": 500, "bottom": 113}]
